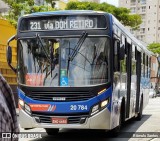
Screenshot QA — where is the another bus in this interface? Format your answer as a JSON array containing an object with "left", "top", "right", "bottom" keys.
[{"left": 7, "top": 10, "right": 152, "bottom": 135}]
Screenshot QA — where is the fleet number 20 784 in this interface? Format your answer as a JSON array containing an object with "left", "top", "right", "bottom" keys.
[{"left": 70, "top": 105, "right": 88, "bottom": 111}]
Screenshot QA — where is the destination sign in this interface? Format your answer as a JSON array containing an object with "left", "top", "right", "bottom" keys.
[
  {"left": 30, "top": 19, "right": 95, "bottom": 30},
  {"left": 20, "top": 15, "right": 107, "bottom": 31}
]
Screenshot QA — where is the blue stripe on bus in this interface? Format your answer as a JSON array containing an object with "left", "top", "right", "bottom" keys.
[
  {"left": 18, "top": 89, "right": 26, "bottom": 100},
  {"left": 18, "top": 86, "right": 112, "bottom": 113}
]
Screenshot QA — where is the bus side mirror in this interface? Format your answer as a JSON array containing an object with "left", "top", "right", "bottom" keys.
[
  {"left": 7, "top": 46, "right": 12, "bottom": 64},
  {"left": 119, "top": 44, "right": 125, "bottom": 60},
  {"left": 7, "top": 35, "right": 17, "bottom": 73}
]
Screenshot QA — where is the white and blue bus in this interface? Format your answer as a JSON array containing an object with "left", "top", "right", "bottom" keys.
[{"left": 7, "top": 10, "right": 152, "bottom": 135}]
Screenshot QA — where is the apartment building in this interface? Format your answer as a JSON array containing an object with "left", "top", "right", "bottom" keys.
[{"left": 119, "top": 0, "right": 160, "bottom": 44}]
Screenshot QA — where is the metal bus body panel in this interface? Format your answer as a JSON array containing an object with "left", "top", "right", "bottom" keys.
[
  {"left": 18, "top": 86, "right": 112, "bottom": 114},
  {"left": 19, "top": 106, "right": 111, "bottom": 129},
  {"left": 140, "top": 76, "right": 150, "bottom": 109},
  {"left": 18, "top": 86, "right": 112, "bottom": 129},
  {"left": 112, "top": 13, "right": 152, "bottom": 121}
]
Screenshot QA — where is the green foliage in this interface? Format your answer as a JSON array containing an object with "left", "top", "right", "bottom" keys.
[
  {"left": 148, "top": 43, "right": 160, "bottom": 54},
  {"left": 66, "top": 2, "right": 142, "bottom": 29},
  {"left": 2, "top": 0, "right": 56, "bottom": 27},
  {"left": 2, "top": 0, "right": 142, "bottom": 29}
]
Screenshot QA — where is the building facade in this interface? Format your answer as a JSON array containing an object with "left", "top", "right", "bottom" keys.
[{"left": 119, "top": 0, "right": 160, "bottom": 44}]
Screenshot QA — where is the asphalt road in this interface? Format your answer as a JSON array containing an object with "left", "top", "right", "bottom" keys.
[{"left": 19, "top": 97, "right": 160, "bottom": 141}]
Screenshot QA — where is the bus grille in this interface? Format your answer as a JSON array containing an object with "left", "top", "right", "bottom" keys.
[
  {"left": 27, "top": 91, "right": 94, "bottom": 102},
  {"left": 32, "top": 113, "right": 88, "bottom": 124}
]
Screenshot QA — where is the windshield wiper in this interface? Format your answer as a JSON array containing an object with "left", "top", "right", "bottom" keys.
[
  {"left": 69, "top": 31, "right": 88, "bottom": 61},
  {"left": 36, "top": 34, "right": 50, "bottom": 62},
  {"left": 36, "top": 34, "right": 58, "bottom": 82},
  {"left": 67, "top": 31, "right": 88, "bottom": 74}
]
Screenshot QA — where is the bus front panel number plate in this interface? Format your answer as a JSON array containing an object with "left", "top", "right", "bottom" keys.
[{"left": 51, "top": 117, "right": 68, "bottom": 124}]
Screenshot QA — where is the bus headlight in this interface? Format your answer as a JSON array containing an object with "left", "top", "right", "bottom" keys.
[
  {"left": 91, "top": 104, "right": 99, "bottom": 116},
  {"left": 101, "top": 99, "right": 109, "bottom": 108},
  {"left": 19, "top": 99, "right": 24, "bottom": 109},
  {"left": 24, "top": 104, "right": 31, "bottom": 115},
  {"left": 90, "top": 98, "right": 110, "bottom": 116}
]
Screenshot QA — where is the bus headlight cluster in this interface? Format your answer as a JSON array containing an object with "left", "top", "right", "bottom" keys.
[
  {"left": 101, "top": 99, "right": 109, "bottom": 108},
  {"left": 19, "top": 99, "right": 31, "bottom": 115},
  {"left": 24, "top": 104, "right": 31, "bottom": 115},
  {"left": 19, "top": 99, "right": 24, "bottom": 109},
  {"left": 91, "top": 104, "right": 99, "bottom": 116},
  {"left": 90, "top": 98, "right": 110, "bottom": 116}
]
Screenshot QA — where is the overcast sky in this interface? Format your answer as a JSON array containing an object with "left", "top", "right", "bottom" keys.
[{"left": 103, "top": 0, "right": 119, "bottom": 7}]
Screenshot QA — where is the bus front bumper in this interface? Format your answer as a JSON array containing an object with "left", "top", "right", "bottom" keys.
[{"left": 19, "top": 108, "right": 111, "bottom": 130}]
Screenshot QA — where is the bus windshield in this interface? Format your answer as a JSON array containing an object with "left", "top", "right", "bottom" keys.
[{"left": 17, "top": 37, "right": 110, "bottom": 87}]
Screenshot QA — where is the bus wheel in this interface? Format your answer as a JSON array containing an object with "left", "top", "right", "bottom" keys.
[
  {"left": 136, "top": 98, "right": 143, "bottom": 121},
  {"left": 45, "top": 128, "right": 59, "bottom": 135}
]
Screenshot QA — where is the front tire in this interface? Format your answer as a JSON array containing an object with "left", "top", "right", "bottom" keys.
[{"left": 45, "top": 128, "right": 59, "bottom": 135}]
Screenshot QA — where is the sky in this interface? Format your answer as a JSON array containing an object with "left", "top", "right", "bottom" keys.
[{"left": 104, "top": 0, "right": 119, "bottom": 7}]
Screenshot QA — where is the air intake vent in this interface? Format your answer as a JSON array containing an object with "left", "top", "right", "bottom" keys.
[
  {"left": 27, "top": 91, "right": 95, "bottom": 102},
  {"left": 32, "top": 112, "right": 88, "bottom": 124}
]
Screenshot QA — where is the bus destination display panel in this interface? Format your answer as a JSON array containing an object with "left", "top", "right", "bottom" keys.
[{"left": 20, "top": 15, "right": 107, "bottom": 31}]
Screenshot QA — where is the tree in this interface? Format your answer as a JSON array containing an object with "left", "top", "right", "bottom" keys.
[
  {"left": 45, "top": 0, "right": 56, "bottom": 8},
  {"left": 65, "top": 2, "right": 142, "bottom": 29},
  {"left": 148, "top": 43, "right": 160, "bottom": 92},
  {"left": 148, "top": 43, "right": 160, "bottom": 54},
  {"left": 2, "top": 0, "right": 56, "bottom": 28}
]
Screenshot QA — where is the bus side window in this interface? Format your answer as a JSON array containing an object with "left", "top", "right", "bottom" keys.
[
  {"left": 120, "top": 35, "right": 126, "bottom": 72},
  {"left": 146, "top": 55, "right": 148, "bottom": 78},
  {"left": 114, "top": 39, "right": 120, "bottom": 72},
  {"left": 149, "top": 57, "right": 151, "bottom": 78},
  {"left": 143, "top": 53, "right": 145, "bottom": 77}
]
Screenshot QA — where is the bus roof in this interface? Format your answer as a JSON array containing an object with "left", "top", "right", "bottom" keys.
[{"left": 25, "top": 10, "right": 106, "bottom": 17}]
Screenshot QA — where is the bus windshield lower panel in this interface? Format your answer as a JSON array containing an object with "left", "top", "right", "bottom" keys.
[{"left": 18, "top": 37, "right": 110, "bottom": 87}]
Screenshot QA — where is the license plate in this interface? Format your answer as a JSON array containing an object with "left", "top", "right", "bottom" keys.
[{"left": 51, "top": 117, "right": 68, "bottom": 124}]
